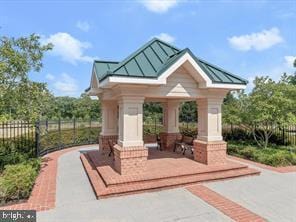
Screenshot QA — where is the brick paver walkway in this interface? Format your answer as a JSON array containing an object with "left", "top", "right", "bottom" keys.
[{"left": 187, "top": 185, "right": 266, "bottom": 222}]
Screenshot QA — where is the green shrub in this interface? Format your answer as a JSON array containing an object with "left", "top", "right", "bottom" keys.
[
  {"left": 0, "top": 159, "right": 40, "bottom": 203},
  {"left": 179, "top": 125, "right": 197, "bottom": 137},
  {"left": 227, "top": 141, "right": 296, "bottom": 167},
  {"left": 0, "top": 137, "right": 36, "bottom": 171},
  {"left": 39, "top": 127, "right": 101, "bottom": 152},
  {"left": 239, "top": 147, "right": 257, "bottom": 160},
  {"left": 143, "top": 124, "right": 164, "bottom": 135},
  {"left": 223, "top": 127, "right": 253, "bottom": 141}
]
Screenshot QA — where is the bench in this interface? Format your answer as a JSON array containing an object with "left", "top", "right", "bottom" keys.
[{"left": 174, "top": 135, "right": 194, "bottom": 155}]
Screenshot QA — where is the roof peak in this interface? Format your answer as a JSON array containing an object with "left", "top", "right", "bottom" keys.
[
  {"left": 150, "top": 37, "right": 180, "bottom": 51},
  {"left": 110, "top": 38, "right": 180, "bottom": 74}
]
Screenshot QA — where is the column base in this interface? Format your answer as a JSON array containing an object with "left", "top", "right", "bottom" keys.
[
  {"left": 159, "top": 132, "right": 181, "bottom": 150},
  {"left": 99, "top": 135, "right": 118, "bottom": 150},
  {"left": 113, "top": 145, "right": 148, "bottom": 175},
  {"left": 193, "top": 140, "right": 227, "bottom": 165}
]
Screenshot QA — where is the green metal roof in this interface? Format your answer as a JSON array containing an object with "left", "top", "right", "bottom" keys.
[
  {"left": 93, "top": 38, "right": 247, "bottom": 85},
  {"left": 93, "top": 60, "right": 119, "bottom": 79}
]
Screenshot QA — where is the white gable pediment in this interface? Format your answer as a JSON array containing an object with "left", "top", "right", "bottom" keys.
[{"left": 157, "top": 52, "right": 212, "bottom": 88}]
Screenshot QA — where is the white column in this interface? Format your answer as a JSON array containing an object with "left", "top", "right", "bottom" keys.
[
  {"left": 197, "top": 97, "right": 223, "bottom": 142},
  {"left": 118, "top": 96, "right": 144, "bottom": 147},
  {"left": 163, "top": 100, "right": 180, "bottom": 133},
  {"left": 101, "top": 100, "right": 118, "bottom": 136}
]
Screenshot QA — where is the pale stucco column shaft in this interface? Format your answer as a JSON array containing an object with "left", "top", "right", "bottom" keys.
[
  {"left": 100, "top": 100, "right": 118, "bottom": 136},
  {"left": 197, "top": 98, "right": 223, "bottom": 142},
  {"left": 163, "top": 100, "right": 180, "bottom": 133},
  {"left": 118, "top": 96, "right": 144, "bottom": 147}
]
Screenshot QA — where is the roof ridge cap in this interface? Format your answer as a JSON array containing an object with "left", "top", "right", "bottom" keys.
[{"left": 94, "top": 60, "right": 119, "bottom": 63}]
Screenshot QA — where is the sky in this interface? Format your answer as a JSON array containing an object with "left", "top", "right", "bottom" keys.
[{"left": 0, "top": 0, "right": 295, "bottom": 97}]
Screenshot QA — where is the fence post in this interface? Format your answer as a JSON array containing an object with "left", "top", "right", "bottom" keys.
[
  {"left": 35, "top": 120, "right": 40, "bottom": 157},
  {"left": 89, "top": 119, "right": 91, "bottom": 143},
  {"left": 58, "top": 118, "right": 62, "bottom": 149},
  {"left": 73, "top": 118, "right": 76, "bottom": 144},
  {"left": 154, "top": 116, "right": 157, "bottom": 135},
  {"left": 282, "top": 127, "right": 285, "bottom": 145}
]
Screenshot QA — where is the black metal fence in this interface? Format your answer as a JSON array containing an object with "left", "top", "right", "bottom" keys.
[
  {"left": 0, "top": 121, "right": 36, "bottom": 157},
  {"left": 223, "top": 124, "right": 296, "bottom": 146},
  {"left": 0, "top": 119, "right": 101, "bottom": 157},
  {"left": 1, "top": 119, "right": 295, "bottom": 161}
]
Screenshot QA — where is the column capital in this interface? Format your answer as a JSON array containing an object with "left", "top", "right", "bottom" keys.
[
  {"left": 117, "top": 96, "right": 145, "bottom": 104},
  {"left": 197, "top": 97, "right": 224, "bottom": 105}
]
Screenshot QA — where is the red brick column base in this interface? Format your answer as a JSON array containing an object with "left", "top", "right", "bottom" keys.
[
  {"left": 99, "top": 135, "right": 118, "bottom": 150},
  {"left": 159, "top": 132, "right": 181, "bottom": 150},
  {"left": 193, "top": 140, "right": 227, "bottom": 165},
  {"left": 113, "top": 145, "right": 148, "bottom": 175}
]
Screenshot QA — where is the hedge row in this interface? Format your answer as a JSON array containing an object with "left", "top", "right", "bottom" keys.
[{"left": 227, "top": 141, "right": 296, "bottom": 167}]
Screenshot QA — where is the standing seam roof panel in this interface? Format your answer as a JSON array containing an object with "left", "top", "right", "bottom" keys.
[
  {"left": 115, "top": 66, "right": 128, "bottom": 75},
  {"left": 159, "top": 43, "right": 176, "bottom": 56},
  {"left": 144, "top": 47, "right": 163, "bottom": 71},
  {"left": 151, "top": 42, "right": 167, "bottom": 63},
  {"left": 125, "top": 59, "right": 143, "bottom": 76},
  {"left": 198, "top": 62, "right": 222, "bottom": 82},
  {"left": 224, "top": 74, "right": 243, "bottom": 83},
  {"left": 135, "top": 53, "right": 156, "bottom": 77},
  {"left": 207, "top": 66, "right": 233, "bottom": 83}
]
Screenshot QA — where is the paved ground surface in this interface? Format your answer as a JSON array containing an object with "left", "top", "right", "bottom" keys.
[
  {"left": 38, "top": 146, "right": 232, "bottom": 222},
  {"left": 37, "top": 146, "right": 296, "bottom": 222},
  {"left": 206, "top": 159, "right": 296, "bottom": 222}
]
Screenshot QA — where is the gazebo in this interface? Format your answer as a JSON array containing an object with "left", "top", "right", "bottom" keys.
[{"left": 86, "top": 38, "right": 248, "bottom": 176}]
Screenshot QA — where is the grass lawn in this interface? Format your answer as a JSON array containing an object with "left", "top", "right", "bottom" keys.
[{"left": 227, "top": 141, "right": 296, "bottom": 167}]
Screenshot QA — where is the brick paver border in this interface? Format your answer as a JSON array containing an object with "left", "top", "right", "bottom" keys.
[
  {"left": 0, "top": 145, "right": 98, "bottom": 212},
  {"left": 228, "top": 155, "right": 296, "bottom": 173},
  {"left": 187, "top": 185, "right": 266, "bottom": 222}
]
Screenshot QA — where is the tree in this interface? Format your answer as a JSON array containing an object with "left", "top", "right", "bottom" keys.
[
  {"left": 73, "top": 94, "right": 101, "bottom": 120},
  {"left": 9, "top": 81, "right": 53, "bottom": 120},
  {"left": 294, "top": 59, "right": 296, "bottom": 68},
  {"left": 281, "top": 72, "right": 296, "bottom": 85},
  {"left": 44, "top": 94, "right": 101, "bottom": 120},
  {"left": 179, "top": 101, "right": 197, "bottom": 123},
  {"left": 0, "top": 34, "right": 53, "bottom": 120},
  {"left": 223, "top": 91, "right": 245, "bottom": 125},
  {"left": 239, "top": 76, "right": 296, "bottom": 148}
]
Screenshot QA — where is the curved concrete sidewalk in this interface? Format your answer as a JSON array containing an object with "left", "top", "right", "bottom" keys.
[{"left": 37, "top": 146, "right": 232, "bottom": 222}]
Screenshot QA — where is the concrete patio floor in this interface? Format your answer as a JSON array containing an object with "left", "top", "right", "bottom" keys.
[{"left": 37, "top": 146, "right": 296, "bottom": 222}]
